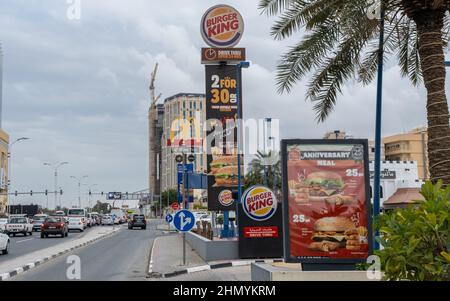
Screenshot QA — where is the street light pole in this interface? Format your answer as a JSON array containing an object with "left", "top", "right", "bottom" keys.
[
  {"left": 87, "top": 184, "right": 98, "bottom": 211},
  {"left": 373, "top": 2, "right": 384, "bottom": 251},
  {"left": 71, "top": 175, "right": 88, "bottom": 208},
  {"left": 44, "top": 162, "right": 68, "bottom": 209},
  {"left": 7, "top": 137, "right": 30, "bottom": 216}
]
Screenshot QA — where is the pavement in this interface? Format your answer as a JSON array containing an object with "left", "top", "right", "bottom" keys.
[
  {"left": 9, "top": 220, "right": 162, "bottom": 281},
  {"left": 149, "top": 234, "right": 206, "bottom": 277},
  {"left": 148, "top": 233, "right": 260, "bottom": 281},
  {"left": 0, "top": 225, "right": 121, "bottom": 280}
]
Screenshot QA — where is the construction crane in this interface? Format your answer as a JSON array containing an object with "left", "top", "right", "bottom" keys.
[{"left": 148, "top": 63, "right": 162, "bottom": 203}]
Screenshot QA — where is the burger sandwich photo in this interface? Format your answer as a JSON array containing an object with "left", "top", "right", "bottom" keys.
[
  {"left": 212, "top": 165, "right": 244, "bottom": 187},
  {"left": 308, "top": 217, "right": 356, "bottom": 252},
  {"left": 304, "top": 171, "right": 346, "bottom": 201},
  {"left": 209, "top": 155, "right": 238, "bottom": 174}
]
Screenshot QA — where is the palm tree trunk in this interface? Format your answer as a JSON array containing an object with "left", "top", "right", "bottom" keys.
[{"left": 415, "top": 12, "right": 450, "bottom": 185}]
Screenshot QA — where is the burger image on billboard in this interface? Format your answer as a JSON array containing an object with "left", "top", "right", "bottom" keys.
[
  {"left": 305, "top": 171, "right": 345, "bottom": 198},
  {"left": 308, "top": 217, "right": 356, "bottom": 252},
  {"left": 209, "top": 155, "right": 243, "bottom": 187},
  {"left": 201, "top": 5, "right": 244, "bottom": 48},
  {"left": 242, "top": 186, "right": 277, "bottom": 221}
]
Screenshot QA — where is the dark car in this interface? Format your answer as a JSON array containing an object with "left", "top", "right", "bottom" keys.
[
  {"left": 128, "top": 214, "right": 146, "bottom": 230},
  {"left": 32, "top": 214, "right": 48, "bottom": 232},
  {"left": 41, "top": 216, "right": 69, "bottom": 238}
]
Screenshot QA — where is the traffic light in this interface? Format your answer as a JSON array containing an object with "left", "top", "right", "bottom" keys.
[
  {"left": 60, "top": 189, "right": 63, "bottom": 195},
  {"left": 14, "top": 191, "right": 18, "bottom": 196},
  {"left": 45, "top": 190, "right": 48, "bottom": 196},
  {"left": 30, "top": 190, "right": 33, "bottom": 196},
  {"left": 89, "top": 190, "right": 92, "bottom": 196}
]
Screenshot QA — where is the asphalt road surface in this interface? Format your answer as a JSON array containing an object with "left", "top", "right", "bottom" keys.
[
  {"left": 0, "top": 227, "right": 93, "bottom": 264},
  {"left": 11, "top": 220, "right": 161, "bottom": 281}
]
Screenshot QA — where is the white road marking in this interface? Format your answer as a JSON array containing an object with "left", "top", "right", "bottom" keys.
[{"left": 16, "top": 238, "right": 34, "bottom": 244}]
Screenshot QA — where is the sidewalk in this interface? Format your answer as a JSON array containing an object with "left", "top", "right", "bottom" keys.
[
  {"left": 148, "top": 234, "right": 276, "bottom": 280},
  {"left": 0, "top": 226, "right": 120, "bottom": 280},
  {"left": 150, "top": 234, "right": 206, "bottom": 276}
]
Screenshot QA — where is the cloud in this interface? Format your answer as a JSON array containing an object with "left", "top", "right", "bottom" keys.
[{"left": 0, "top": 0, "right": 442, "bottom": 208}]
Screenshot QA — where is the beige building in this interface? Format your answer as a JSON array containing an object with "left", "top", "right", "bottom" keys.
[
  {"left": 0, "top": 130, "right": 9, "bottom": 214},
  {"left": 160, "top": 93, "right": 207, "bottom": 195},
  {"left": 383, "top": 127, "right": 429, "bottom": 180}
]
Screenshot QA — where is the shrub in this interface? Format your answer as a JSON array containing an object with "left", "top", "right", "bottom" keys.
[{"left": 376, "top": 181, "right": 450, "bottom": 281}]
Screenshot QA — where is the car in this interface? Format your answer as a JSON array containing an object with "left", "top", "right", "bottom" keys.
[
  {"left": 0, "top": 229, "right": 10, "bottom": 255},
  {"left": 68, "top": 217, "right": 85, "bottom": 232},
  {"left": 41, "top": 216, "right": 69, "bottom": 238},
  {"left": 5, "top": 216, "right": 33, "bottom": 237},
  {"left": 198, "top": 214, "right": 212, "bottom": 224},
  {"left": 0, "top": 218, "right": 8, "bottom": 231},
  {"left": 101, "top": 215, "right": 114, "bottom": 226},
  {"left": 32, "top": 214, "right": 48, "bottom": 232},
  {"left": 128, "top": 214, "right": 147, "bottom": 230}
]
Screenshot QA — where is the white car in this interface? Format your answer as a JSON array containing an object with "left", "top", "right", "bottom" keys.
[
  {"left": 0, "top": 218, "right": 8, "bottom": 231},
  {"left": 5, "top": 216, "right": 33, "bottom": 237},
  {"left": 101, "top": 215, "right": 113, "bottom": 226},
  {"left": 68, "top": 217, "right": 85, "bottom": 232},
  {"left": 0, "top": 229, "right": 10, "bottom": 255}
]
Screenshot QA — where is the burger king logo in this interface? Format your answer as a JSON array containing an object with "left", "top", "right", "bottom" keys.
[
  {"left": 201, "top": 5, "right": 244, "bottom": 48},
  {"left": 218, "top": 189, "right": 234, "bottom": 207},
  {"left": 242, "top": 186, "right": 277, "bottom": 221}
]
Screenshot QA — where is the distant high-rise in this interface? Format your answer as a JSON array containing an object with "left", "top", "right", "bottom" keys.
[{"left": 0, "top": 44, "right": 3, "bottom": 128}]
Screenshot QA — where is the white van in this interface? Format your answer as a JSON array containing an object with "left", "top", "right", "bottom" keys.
[{"left": 67, "top": 208, "right": 87, "bottom": 229}]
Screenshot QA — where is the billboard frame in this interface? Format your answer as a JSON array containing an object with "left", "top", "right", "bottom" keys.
[{"left": 281, "top": 139, "right": 373, "bottom": 267}]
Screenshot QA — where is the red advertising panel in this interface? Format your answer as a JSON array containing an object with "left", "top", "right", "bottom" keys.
[
  {"left": 281, "top": 140, "right": 373, "bottom": 265},
  {"left": 243, "top": 226, "right": 278, "bottom": 238}
]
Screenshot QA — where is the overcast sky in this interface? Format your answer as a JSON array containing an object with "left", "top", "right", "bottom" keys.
[{"left": 0, "top": 0, "right": 444, "bottom": 209}]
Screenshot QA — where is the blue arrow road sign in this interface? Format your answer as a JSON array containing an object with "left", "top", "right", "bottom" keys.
[
  {"left": 165, "top": 213, "right": 173, "bottom": 224},
  {"left": 173, "top": 210, "right": 195, "bottom": 232}
]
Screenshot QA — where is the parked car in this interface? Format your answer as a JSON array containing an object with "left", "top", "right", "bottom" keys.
[
  {"left": 0, "top": 218, "right": 8, "bottom": 231},
  {"left": 5, "top": 216, "right": 33, "bottom": 237},
  {"left": 198, "top": 214, "right": 212, "bottom": 224},
  {"left": 0, "top": 229, "right": 10, "bottom": 255},
  {"left": 68, "top": 217, "right": 84, "bottom": 232},
  {"left": 101, "top": 215, "right": 114, "bottom": 226},
  {"left": 32, "top": 214, "right": 48, "bottom": 232},
  {"left": 128, "top": 214, "right": 147, "bottom": 230},
  {"left": 41, "top": 216, "right": 69, "bottom": 238}
]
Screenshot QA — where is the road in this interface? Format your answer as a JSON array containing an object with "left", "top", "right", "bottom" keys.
[
  {"left": 10, "top": 220, "right": 161, "bottom": 281},
  {"left": 0, "top": 227, "right": 94, "bottom": 264}
]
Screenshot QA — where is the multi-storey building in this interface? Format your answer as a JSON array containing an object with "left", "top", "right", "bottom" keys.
[
  {"left": 160, "top": 93, "right": 207, "bottom": 194},
  {"left": 0, "top": 45, "right": 9, "bottom": 215},
  {"left": 383, "top": 127, "right": 428, "bottom": 180}
]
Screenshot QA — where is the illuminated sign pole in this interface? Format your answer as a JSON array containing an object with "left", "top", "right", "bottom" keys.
[{"left": 201, "top": 5, "right": 246, "bottom": 238}]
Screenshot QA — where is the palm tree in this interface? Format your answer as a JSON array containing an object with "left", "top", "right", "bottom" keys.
[
  {"left": 259, "top": 0, "right": 450, "bottom": 184},
  {"left": 245, "top": 151, "right": 281, "bottom": 190}
]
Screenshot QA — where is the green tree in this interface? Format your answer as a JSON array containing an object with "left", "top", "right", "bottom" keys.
[
  {"left": 162, "top": 189, "right": 178, "bottom": 208},
  {"left": 92, "top": 201, "right": 110, "bottom": 214},
  {"left": 376, "top": 181, "right": 450, "bottom": 281},
  {"left": 260, "top": 0, "right": 450, "bottom": 184}
]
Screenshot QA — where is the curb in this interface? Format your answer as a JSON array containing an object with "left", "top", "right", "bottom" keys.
[
  {"left": 162, "top": 259, "right": 284, "bottom": 278},
  {"left": 147, "top": 237, "right": 158, "bottom": 276},
  {"left": 0, "top": 228, "right": 121, "bottom": 281}
]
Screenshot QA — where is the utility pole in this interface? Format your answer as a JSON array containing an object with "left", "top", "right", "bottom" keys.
[
  {"left": 44, "top": 162, "right": 68, "bottom": 209},
  {"left": 149, "top": 63, "right": 162, "bottom": 206},
  {"left": 71, "top": 175, "right": 88, "bottom": 208}
]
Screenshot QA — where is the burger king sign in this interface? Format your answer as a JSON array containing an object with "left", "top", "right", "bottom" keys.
[
  {"left": 201, "top": 5, "right": 244, "bottom": 48},
  {"left": 242, "top": 186, "right": 278, "bottom": 222}
]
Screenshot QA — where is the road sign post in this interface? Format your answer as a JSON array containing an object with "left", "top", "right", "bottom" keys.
[{"left": 173, "top": 209, "right": 196, "bottom": 266}]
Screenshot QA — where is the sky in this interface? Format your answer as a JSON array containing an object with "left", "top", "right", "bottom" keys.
[{"left": 0, "top": 0, "right": 444, "bottom": 209}]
